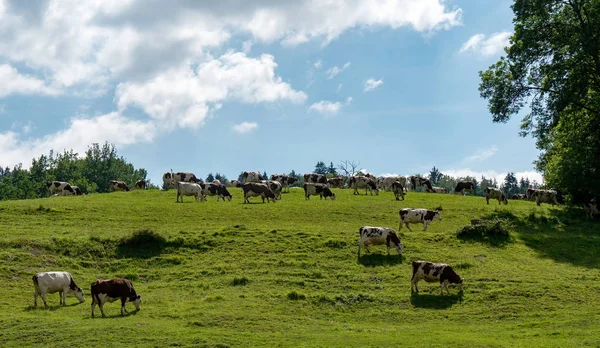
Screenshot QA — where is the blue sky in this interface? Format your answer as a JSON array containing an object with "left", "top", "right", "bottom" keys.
[{"left": 0, "top": 0, "right": 543, "bottom": 185}]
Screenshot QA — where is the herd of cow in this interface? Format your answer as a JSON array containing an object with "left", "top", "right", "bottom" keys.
[{"left": 35, "top": 170, "right": 599, "bottom": 315}]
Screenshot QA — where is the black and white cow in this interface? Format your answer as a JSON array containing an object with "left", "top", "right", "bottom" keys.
[
  {"left": 379, "top": 176, "right": 407, "bottom": 191},
  {"left": 357, "top": 226, "right": 404, "bottom": 257},
  {"left": 242, "top": 182, "right": 276, "bottom": 203},
  {"left": 270, "top": 174, "right": 298, "bottom": 193},
  {"left": 327, "top": 176, "right": 345, "bottom": 189},
  {"left": 163, "top": 171, "right": 201, "bottom": 189},
  {"left": 200, "top": 182, "right": 232, "bottom": 201},
  {"left": 135, "top": 180, "right": 146, "bottom": 190},
  {"left": 176, "top": 182, "right": 205, "bottom": 202},
  {"left": 242, "top": 171, "right": 264, "bottom": 183},
  {"left": 304, "top": 173, "right": 328, "bottom": 185},
  {"left": 391, "top": 181, "right": 405, "bottom": 201},
  {"left": 303, "top": 183, "right": 336, "bottom": 200},
  {"left": 533, "top": 189, "right": 559, "bottom": 206},
  {"left": 71, "top": 186, "right": 84, "bottom": 196},
  {"left": 261, "top": 180, "right": 283, "bottom": 199},
  {"left": 484, "top": 187, "right": 508, "bottom": 205},
  {"left": 526, "top": 188, "right": 537, "bottom": 201},
  {"left": 46, "top": 181, "right": 76, "bottom": 197},
  {"left": 409, "top": 176, "right": 434, "bottom": 192},
  {"left": 348, "top": 176, "right": 379, "bottom": 195},
  {"left": 33, "top": 271, "right": 85, "bottom": 307},
  {"left": 91, "top": 278, "right": 141, "bottom": 318},
  {"left": 411, "top": 260, "right": 464, "bottom": 295},
  {"left": 512, "top": 193, "right": 526, "bottom": 200},
  {"left": 584, "top": 198, "right": 599, "bottom": 218},
  {"left": 399, "top": 208, "right": 442, "bottom": 231},
  {"left": 454, "top": 181, "right": 475, "bottom": 195},
  {"left": 109, "top": 180, "right": 130, "bottom": 192}
]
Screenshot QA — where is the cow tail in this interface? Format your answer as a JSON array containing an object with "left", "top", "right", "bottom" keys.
[
  {"left": 32, "top": 274, "right": 39, "bottom": 289},
  {"left": 411, "top": 261, "right": 419, "bottom": 280}
]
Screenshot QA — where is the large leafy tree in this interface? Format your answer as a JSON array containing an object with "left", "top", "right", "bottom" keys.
[{"left": 479, "top": 0, "right": 600, "bottom": 203}]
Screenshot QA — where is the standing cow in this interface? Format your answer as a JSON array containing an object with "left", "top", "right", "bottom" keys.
[
  {"left": 304, "top": 173, "right": 328, "bottom": 185},
  {"left": 584, "top": 198, "right": 599, "bottom": 218},
  {"left": 270, "top": 174, "right": 298, "bottom": 193},
  {"left": 163, "top": 171, "right": 201, "bottom": 189},
  {"left": 262, "top": 180, "right": 283, "bottom": 199},
  {"left": 176, "top": 182, "right": 205, "bottom": 202},
  {"left": 109, "top": 180, "right": 130, "bottom": 192},
  {"left": 242, "top": 171, "right": 264, "bottom": 183},
  {"left": 91, "top": 278, "right": 141, "bottom": 318},
  {"left": 348, "top": 176, "right": 379, "bottom": 195},
  {"left": 399, "top": 208, "right": 442, "bottom": 231},
  {"left": 484, "top": 187, "right": 508, "bottom": 205},
  {"left": 200, "top": 182, "right": 232, "bottom": 202},
  {"left": 242, "top": 182, "right": 276, "bottom": 203},
  {"left": 453, "top": 181, "right": 475, "bottom": 195},
  {"left": 33, "top": 271, "right": 85, "bottom": 307},
  {"left": 135, "top": 180, "right": 147, "bottom": 190},
  {"left": 411, "top": 260, "right": 463, "bottom": 295},
  {"left": 46, "top": 181, "right": 76, "bottom": 197},
  {"left": 357, "top": 226, "right": 403, "bottom": 257},
  {"left": 391, "top": 181, "right": 405, "bottom": 201},
  {"left": 303, "top": 183, "right": 336, "bottom": 200},
  {"left": 409, "top": 176, "right": 434, "bottom": 192},
  {"left": 327, "top": 176, "right": 345, "bottom": 189},
  {"left": 533, "top": 189, "right": 559, "bottom": 206}
]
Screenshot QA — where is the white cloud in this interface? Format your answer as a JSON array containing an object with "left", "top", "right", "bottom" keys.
[
  {"left": 459, "top": 32, "right": 511, "bottom": 57},
  {"left": 242, "top": 40, "right": 253, "bottom": 53},
  {"left": 0, "top": 64, "right": 61, "bottom": 97},
  {"left": 116, "top": 52, "right": 307, "bottom": 130},
  {"left": 314, "top": 60, "right": 322, "bottom": 69},
  {"left": 337, "top": 83, "right": 343, "bottom": 92},
  {"left": 326, "top": 61, "right": 351, "bottom": 79},
  {"left": 308, "top": 100, "right": 342, "bottom": 115},
  {"left": 465, "top": 145, "right": 498, "bottom": 162},
  {"left": 232, "top": 121, "right": 258, "bottom": 134},
  {"left": 346, "top": 96, "right": 353, "bottom": 104},
  {"left": 0, "top": 112, "right": 155, "bottom": 168},
  {"left": 441, "top": 168, "right": 544, "bottom": 185},
  {"left": 364, "top": 78, "right": 383, "bottom": 92}
]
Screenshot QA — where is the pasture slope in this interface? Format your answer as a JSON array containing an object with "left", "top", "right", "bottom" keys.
[{"left": 0, "top": 188, "right": 599, "bottom": 347}]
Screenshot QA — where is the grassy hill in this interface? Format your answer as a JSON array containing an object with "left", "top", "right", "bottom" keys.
[{"left": 0, "top": 188, "right": 599, "bottom": 347}]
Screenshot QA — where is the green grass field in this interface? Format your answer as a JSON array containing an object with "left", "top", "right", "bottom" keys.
[{"left": 1, "top": 188, "right": 599, "bottom": 347}]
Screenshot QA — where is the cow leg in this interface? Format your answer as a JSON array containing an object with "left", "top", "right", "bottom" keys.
[
  {"left": 357, "top": 242, "right": 362, "bottom": 257},
  {"left": 34, "top": 290, "right": 38, "bottom": 307},
  {"left": 91, "top": 298, "right": 96, "bottom": 317},
  {"left": 386, "top": 243, "right": 390, "bottom": 256},
  {"left": 364, "top": 245, "right": 371, "bottom": 253},
  {"left": 121, "top": 297, "right": 127, "bottom": 315},
  {"left": 486, "top": 197, "right": 489, "bottom": 204},
  {"left": 423, "top": 222, "right": 428, "bottom": 231},
  {"left": 405, "top": 223, "right": 413, "bottom": 232},
  {"left": 99, "top": 301, "right": 106, "bottom": 317},
  {"left": 40, "top": 291, "right": 48, "bottom": 307},
  {"left": 411, "top": 279, "right": 419, "bottom": 293}
]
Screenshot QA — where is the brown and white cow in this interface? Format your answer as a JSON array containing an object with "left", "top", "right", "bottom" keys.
[
  {"left": 262, "top": 180, "right": 283, "bottom": 199},
  {"left": 399, "top": 208, "right": 442, "bottom": 231},
  {"left": 391, "top": 181, "right": 405, "bottom": 201},
  {"left": 484, "top": 187, "right": 508, "bottom": 205},
  {"left": 242, "top": 182, "right": 276, "bottom": 203},
  {"left": 270, "top": 174, "right": 298, "bottom": 193},
  {"left": 242, "top": 171, "right": 264, "bottom": 183},
  {"left": 163, "top": 171, "right": 201, "bottom": 189},
  {"left": 33, "top": 271, "right": 85, "bottom": 307},
  {"left": 303, "top": 183, "right": 336, "bottom": 200},
  {"left": 109, "top": 180, "right": 130, "bottom": 192},
  {"left": 511, "top": 193, "right": 526, "bottom": 200},
  {"left": 176, "top": 182, "right": 205, "bottom": 202},
  {"left": 411, "top": 261, "right": 464, "bottom": 295},
  {"left": 46, "top": 181, "right": 76, "bottom": 197},
  {"left": 327, "top": 176, "right": 345, "bottom": 189},
  {"left": 135, "top": 179, "right": 146, "bottom": 190},
  {"left": 454, "top": 181, "right": 475, "bottom": 195},
  {"left": 200, "top": 182, "right": 232, "bottom": 202},
  {"left": 304, "top": 173, "right": 328, "bottom": 185},
  {"left": 431, "top": 186, "right": 446, "bottom": 194},
  {"left": 91, "top": 278, "right": 141, "bottom": 318},
  {"left": 357, "top": 226, "right": 404, "bottom": 257},
  {"left": 533, "top": 189, "right": 559, "bottom": 206},
  {"left": 409, "top": 176, "right": 434, "bottom": 192},
  {"left": 348, "top": 176, "right": 379, "bottom": 195}
]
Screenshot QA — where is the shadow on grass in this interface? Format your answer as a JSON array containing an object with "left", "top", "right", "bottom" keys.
[
  {"left": 85, "top": 309, "right": 140, "bottom": 319},
  {"left": 358, "top": 253, "right": 403, "bottom": 267},
  {"left": 24, "top": 302, "right": 83, "bottom": 311},
  {"left": 410, "top": 292, "right": 463, "bottom": 309},
  {"left": 473, "top": 208, "right": 600, "bottom": 268}
]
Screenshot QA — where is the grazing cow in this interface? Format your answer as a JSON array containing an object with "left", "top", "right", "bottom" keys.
[
  {"left": 303, "top": 183, "right": 336, "bottom": 200},
  {"left": 533, "top": 189, "right": 559, "bottom": 206},
  {"left": 454, "top": 181, "right": 475, "bottom": 195},
  {"left": 511, "top": 193, "right": 526, "bottom": 200},
  {"left": 584, "top": 198, "right": 599, "bottom": 218},
  {"left": 135, "top": 180, "right": 146, "bottom": 190},
  {"left": 357, "top": 226, "right": 404, "bottom": 257},
  {"left": 270, "top": 174, "right": 298, "bottom": 193},
  {"left": 91, "top": 278, "right": 141, "bottom": 318},
  {"left": 71, "top": 186, "right": 84, "bottom": 196},
  {"left": 33, "top": 271, "right": 85, "bottom": 307},
  {"left": 391, "top": 181, "right": 405, "bottom": 201},
  {"left": 176, "top": 182, "right": 205, "bottom": 203},
  {"left": 242, "top": 171, "right": 264, "bottom": 183},
  {"left": 348, "top": 176, "right": 379, "bottom": 195},
  {"left": 261, "top": 180, "right": 283, "bottom": 199},
  {"left": 379, "top": 176, "right": 407, "bottom": 191},
  {"left": 411, "top": 261, "right": 463, "bottom": 295},
  {"left": 431, "top": 186, "right": 446, "bottom": 194},
  {"left": 399, "top": 208, "right": 442, "bottom": 231},
  {"left": 46, "top": 181, "right": 76, "bottom": 197},
  {"left": 109, "top": 180, "right": 130, "bottom": 192},
  {"left": 304, "top": 173, "right": 328, "bottom": 185},
  {"left": 484, "top": 187, "right": 508, "bottom": 205},
  {"left": 242, "top": 182, "right": 276, "bottom": 203},
  {"left": 200, "top": 182, "right": 232, "bottom": 202},
  {"left": 409, "top": 176, "right": 434, "bottom": 192},
  {"left": 327, "top": 176, "right": 345, "bottom": 189},
  {"left": 163, "top": 171, "right": 201, "bottom": 189}
]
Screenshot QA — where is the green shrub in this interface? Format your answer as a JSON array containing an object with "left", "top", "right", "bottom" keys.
[
  {"left": 456, "top": 219, "right": 512, "bottom": 246},
  {"left": 232, "top": 277, "right": 249, "bottom": 286}
]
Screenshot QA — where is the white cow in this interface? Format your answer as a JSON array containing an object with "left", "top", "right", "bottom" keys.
[
  {"left": 534, "top": 189, "right": 559, "bottom": 206},
  {"left": 431, "top": 186, "right": 446, "bottom": 194},
  {"left": 399, "top": 208, "right": 442, "bottom": 231},
  {"left": 357, "top": 226, "right": 404, "bottom": 257},
  {"left": 175, "top": 182, "right": 206, "bottom": 203},
  {"left": 379, "top": 176, "right": 407, "bottom": 191},
  {"left": 484, "top": 187, "right": 508, "bottom": 205},
  {"left": 33, "top": 271, "right": 85, "bottom": 307}
]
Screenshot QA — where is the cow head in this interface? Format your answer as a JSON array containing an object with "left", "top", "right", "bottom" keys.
[
  {"left": 74, "top": 287, "right": 85, "bottom": 303},
  {"left": 501, "top": 194, "right": 508, "bottom": 205},
  {"left": 132, "top": 295, "right": 142, "bottom": 310}
]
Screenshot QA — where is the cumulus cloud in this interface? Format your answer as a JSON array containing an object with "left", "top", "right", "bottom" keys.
[
  {"left": 308, "top": 100, "right": 342, "bottom": 115},
  {"left": 232, "top": 121, "right": 258, "bottom": 134},
  {"left": 364, "top": 78, "right": 383, "bottom": 92},
  {"left": 0, "top": 64, "right": 61, "bottom": 97},
  {"left": 326, "top": 62, "right": 351, "bottom": 79},
  {"left": 465, "top": 145, "right": 498, "bottom": 162},
  {"left": 0, "top": 112, "right": 155, "bottom": 168},
  {"left": 459, "top": 32, "right": 511, "bottom": 57}
]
